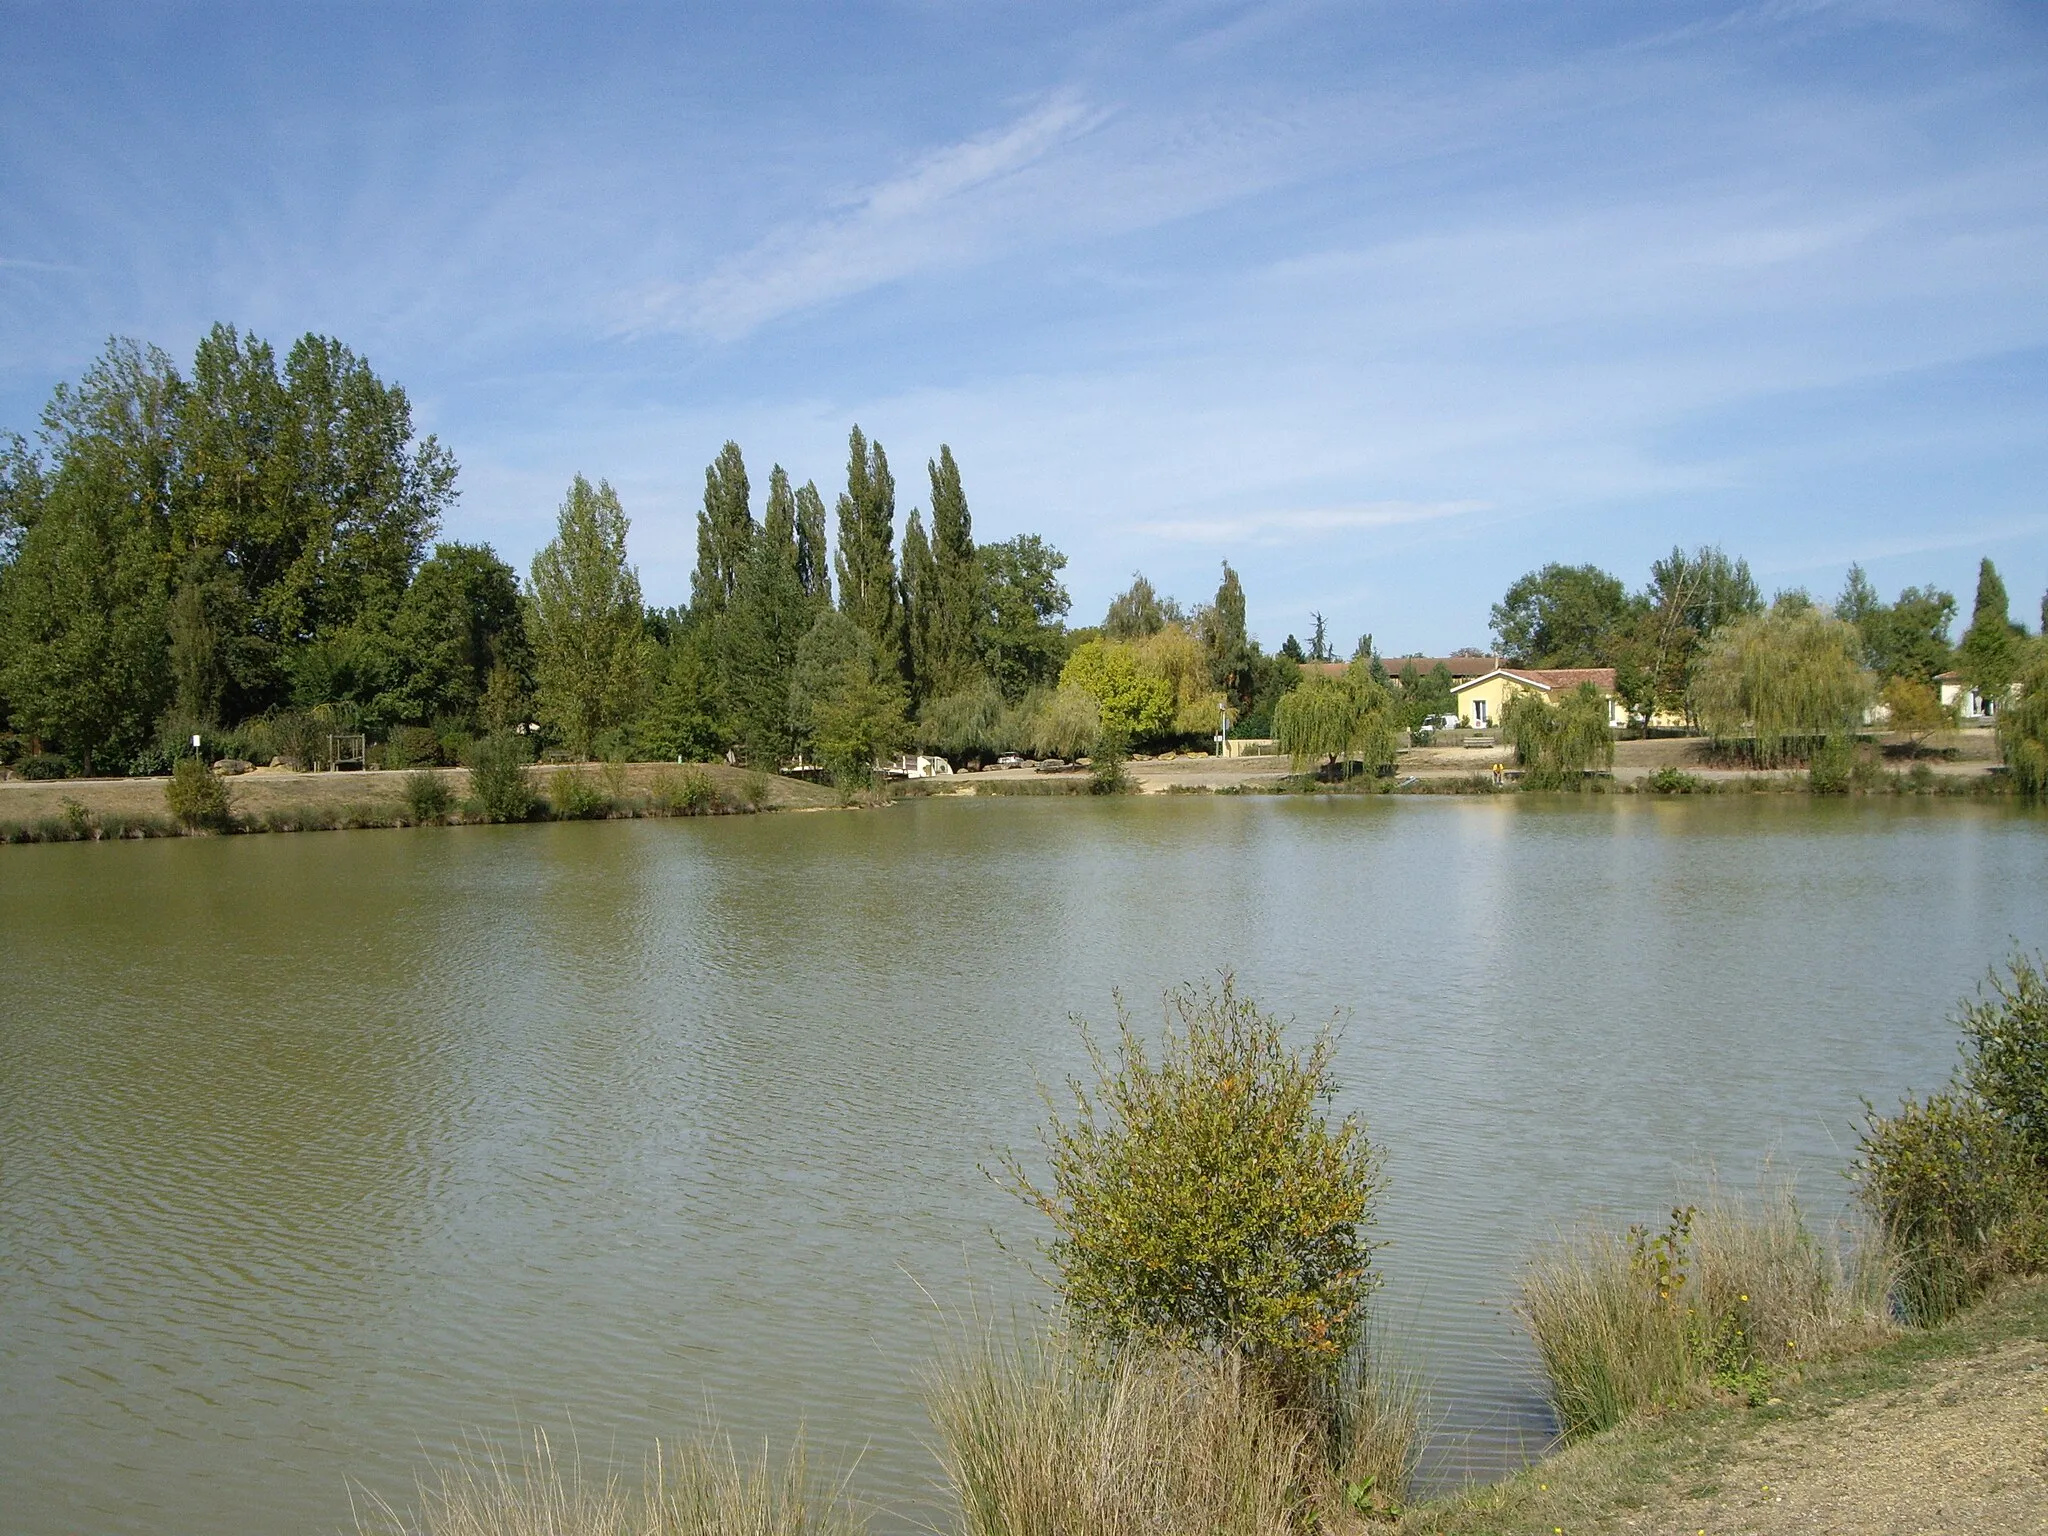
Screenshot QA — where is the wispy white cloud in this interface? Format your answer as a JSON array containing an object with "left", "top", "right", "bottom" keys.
[
  {"left": 1135, "top": 500, "right": 1489, "bottom": 545},
  {"left": 632, "top": 93, "right": 1112, "bottom": 340}
]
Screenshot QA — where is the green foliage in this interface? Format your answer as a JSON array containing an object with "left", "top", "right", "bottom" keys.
[
  {"left": 1997, "top": 651, "right": 2048, "bottom": 795},
  {"left": 1089, "top": 730, "right": 1132, "bottom": 794},
  {"left": 691, "top": 439, "right": 754, "bottom": 622},
  {"left": 1006, "top": 978, "right": 1386, "bottom": 1388},
  {"left": 1957, "top": 952, "right": 2048, "bottom": 1168},
  {"left": 791, "top": 610, "right": 907, "bottom": 786},
  {"left": 1272, "top": 664, "right": 1398, "bottom": 775},
  {"left": 1879, "top": 675, "right": 1956, "bottom": 746},
  {"left": 640, "top": 624, "right": 725, "bottom": 763},
  {"left": 378, "top": 542, "right": 528, "bottom": 730},
  {"left": 650, "top": 765, "right": 719, "bottom": 815},
  {"left": 833, "top": 425, "right": 903, "bottom": 678},
  {"left": 1690, "top": 600, "right": 1873, "bottom": 766},
  {"left": 1501, "top": 681, "right": 1615, "bottom": 788},
  {"left": 1839, "top": 565, "right": 1956, "bottom": 684},
  {"left": 1202, "top": 562, "right": 1254, "bottom": 708},
  {"left": 401, "top": 768, "right": 452, "bottom": 824},
  {"left": 1856, "top": 1091, "right": 2046, "bottom": 1324},
  {"left": 463, "top": 732, "right": 535, "bottom": 822},
  {"left": 1643, "top": 766, "right": 1707, "bottom": 794},
  {"left": 1957, "top": 557, "right": 2022, "bottom": 699},
  {"left": 718, "top": 465, "right": 810, "bottom": 766},
  {"left": 978, "top": 534, "right": 1071, "bottom": 701},
  {"left": 528, "top": 476, "right": 648, "bottom": 758},
  {"left": 165, "top": 755, "right": 232, "bottom": 830},
  {"left": 1102, "top": 573, "right": 1177, "bottom": 640},
  {"left": 547, "top": 767, "right": 611, "bottom": 820},
  {"left": 1058, "top": 640, "right": 1174, "bottom": 744},
  {"left": 1806, "top": 732, "right": 1854, "bottom": 794},
  {"left": 1027, "top": 686, "right": 1100, "bottom": 760},
  {"left": 1490, "top": 563, "right": 1633, "bottom": 667},
  {"left": 385, "top": 724, "right": 441, "bottom": 769},
  {"left": 920, "top": 680, "right": 1008, "bottom": 762}
]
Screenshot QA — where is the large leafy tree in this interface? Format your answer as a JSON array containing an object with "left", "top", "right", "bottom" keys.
[
  {"left": 1103, "top": 573, "right": 1175, "bottom": 639},
  {"left": 789, "top": 608, "right": 906, "bottom": 783},
  {"left": 1490, "top": 562, "right": 1635, "bottom": 668},
  {"left": 378, "top": 542, "right": 528, "bottom": 728},
  {"left": 833, "top": 425, "right": 902, "bottom": 677},
  {"left": 1273, "top": 662, "right": 1398, "bottom": 774},
  {"left": 1059, "top": 639, "right": 1175, "bottom": 743},
  {"left": 794, "top": 478, "right": 832, "bottom": 613},
  {"left": 979, "top": 534, "right": 1071, "bottom": 699},
  {"left": 1837, "top": 564, "right": 1955, "bottom": 684},
  {"left": 0, "top": 341, "right": 181, "bottom": 768},
  {"left": 900, "top": 508, "right": 939, "bottom": 704},
  {"left": 1690, "top": 599, "right": 1873, "bottom": 765},
  {"left": 528, "top": 476, "right": 647, "bottom": 758}
]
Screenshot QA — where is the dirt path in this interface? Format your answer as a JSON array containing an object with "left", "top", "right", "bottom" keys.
[{"left": 1630, "top": 1339, "right": 2048, "bottom": 1535}]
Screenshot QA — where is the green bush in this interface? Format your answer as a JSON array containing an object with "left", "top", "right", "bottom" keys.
[
  {"left": 652, "top": 766, "right": 718, "bottom": 815},
  {"left": 1855, "top": 1090, "right": 2047, "bottom": 1324},
  {"left": 1959, "top": 952, "right": 2048, "bottom": 1165},
  {"left": 402, "top": 769, "right": 453, "bottom": 824},
  {"left": 19, "top": 752, "right": 70, "bottom": 780},
  {"left": 386, "top": 725, "right": 442, "bottom": 770},
  {"left": 165, "top": 756, "right": 233, "bottom": 830},
  {"left": 463, "top": 733, "right": 535, "bottom": 823},
  {"left": 1089, "top": 730, "right": 1132, "bottom": 794},
  {"left": 741, "top": 769, "right": 772, "bottom": 810},
  {"left": 1502, "top": 682, "right": 1614, "bottom": 789},
  {"left": 1998, "top": 654, "right": 2048, "bottom": 795},
  {"left": 1004, "top": 977, "right": 1386, "bottom": 1395},
  {"left": 547, "top": 767, "right": 611, "bottom": 820},
  {"left": 1643, "top": 766, "right": 1706, "bottom": 794}
]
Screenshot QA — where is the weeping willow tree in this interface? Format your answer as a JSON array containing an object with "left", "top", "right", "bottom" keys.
[
  {"left": 1501, "top": 681, "right": 1616, "bottom": 789},
  {"left": 1999, "top": 650, "right": 2048, "bottom": 796},
  {"left": 1690, "top": 602, "right": 1873, "bottom": 767},
  {"left": 1273, "top": 664, "right": 1399, "bottom": 776}
]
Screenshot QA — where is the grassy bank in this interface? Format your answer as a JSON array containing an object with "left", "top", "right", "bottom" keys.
[
  {"left": 1399, "top": 1273, "right": 2048, "bottom": 1535},
  {"left": 0, "top": 760, "right": 840, "bottom": 843}
]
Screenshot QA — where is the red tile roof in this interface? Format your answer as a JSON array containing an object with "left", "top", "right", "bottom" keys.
[{"left": 1453, "top": 667, "right": 1618, "bottom": 692}]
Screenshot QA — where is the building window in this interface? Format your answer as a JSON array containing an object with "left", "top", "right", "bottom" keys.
[{"left": 1473, "top": 699, "right": 1488, "bottom": 726}]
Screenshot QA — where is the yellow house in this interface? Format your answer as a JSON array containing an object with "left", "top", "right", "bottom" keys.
[{"left": 1450, "top": 667, "right": 1628, "bottom": 732}]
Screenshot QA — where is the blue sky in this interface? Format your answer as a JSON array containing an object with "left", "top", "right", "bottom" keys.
[{"left": 3, "top": 0, "right": 2045, "bottom": 653}]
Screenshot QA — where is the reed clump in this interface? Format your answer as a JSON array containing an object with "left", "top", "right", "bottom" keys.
[
  {"left": 1517, "top": 1185, "right": 1890, "bottom": 1442},
  {"left": 356, "top": 1425, "right": 863, "bottom": 1536}
]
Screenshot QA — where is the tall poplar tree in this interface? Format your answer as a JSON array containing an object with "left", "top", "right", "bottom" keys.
[
  {"left": 1204, "top": 561, "right": 1254, "bottom": 708},
  {"left": 795, "top": 478, "right": 832, "bottom": 612},
  {"left": 833, "top": 425, "right": 902, "bottom": 676},
  {"left": 719, "top": 465, "right": 810, "bottom": 764},
  {"left": 923, "top": 444, "right": 981, "bottom": 697},
  {"left": 1958, "top": 558, "right": 2021, "bottom": 701},
  {"left": 692, "top": 441, "right": 754, "bottom": 622},
  {"left": 529, "top": 476, "right": 647, "bottom": 758},
  {"left": 901, "top": 510, "right": 939, "bottom": 704}
]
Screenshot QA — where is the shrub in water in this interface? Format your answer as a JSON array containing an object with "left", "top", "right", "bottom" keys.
[
  {"left": 402, "top": 769, "right": 453, "bottom": 824},
  {"left": 165, "top": 757, "right": 233, "bottom": 830},
  {"left": 463, "top": 733, "right": 534, "bottom": 823},
  {"left": 548, "top": 767, "right": 611, "bottom": 820},
  {"left": 1004, "top": 976, "right": 1386, "bottom": 1398},
  {"left": 1643, "top": 766, "right": 1705, "bottom": 794}
]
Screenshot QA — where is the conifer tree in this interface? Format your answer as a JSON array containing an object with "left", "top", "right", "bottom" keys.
[
  {"left": 926, "top": 444, "right": 981, "bottom": 695},
  {"left": 833, "top": 425, "right": 902, "bottom": 676},
  {"left": 1958, "top": 557, "right": 2021, "bottom": 701},
  {"left": 692, "top": 441, "right": 754, "bottom": 622},
  {"left": 1204, "top": 561, "right": 1254, "bottom": 708},
  {"left": 794, "top": 478, "right": 832, "bottom": 612}
]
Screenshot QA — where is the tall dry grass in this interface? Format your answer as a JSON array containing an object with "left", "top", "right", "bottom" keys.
[
  {"left": 354, "top": 1425, "right": 864, "bottom": 1536},
  {"left": 924, "top": 1325, "right": 1425, "bottom": 1536},
  {"left": 1517, "top": 1183, "right": 1891, "bottom": 1442}
]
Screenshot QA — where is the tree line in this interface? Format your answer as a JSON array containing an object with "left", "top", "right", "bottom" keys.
[{"left": 4, "top": 326, "right": 2044, "bottom": 789}]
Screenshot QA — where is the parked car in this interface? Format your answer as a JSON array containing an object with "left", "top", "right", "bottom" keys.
[{"left": 996, "top": 753, "right": 1024, "bottom": 768}]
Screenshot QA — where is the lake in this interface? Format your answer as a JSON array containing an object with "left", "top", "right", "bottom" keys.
[{"left": 3, "top": 794, "right": 2044, "bottom": 1534}]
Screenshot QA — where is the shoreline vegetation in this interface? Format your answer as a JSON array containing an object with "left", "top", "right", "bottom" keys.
[
  {"left": 0, "top": 728, "right": 2024, "bottom": 844},
  {"left": 354, "top": 965, "right": 2048, "bottom": 1536},
  {"left": 6, "top": 327, "right": 2048, "bottom": 823}
]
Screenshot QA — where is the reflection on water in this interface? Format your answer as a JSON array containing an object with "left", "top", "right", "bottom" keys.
[{"left": 3, "top": 796, "right": 2044, "bottom": 1534}]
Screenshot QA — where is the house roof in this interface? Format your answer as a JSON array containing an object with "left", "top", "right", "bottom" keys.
[{"left": 1449, "top": 667, "right": 1618, "bottom": 695}]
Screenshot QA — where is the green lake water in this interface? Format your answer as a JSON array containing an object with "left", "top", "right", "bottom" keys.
[{"left": 3, "top": 795, "right": 2045, "bottom": 1533}]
